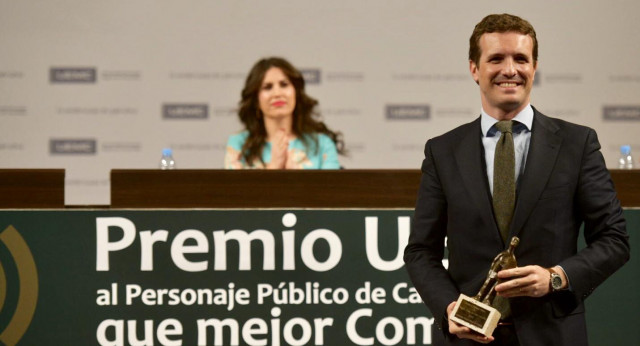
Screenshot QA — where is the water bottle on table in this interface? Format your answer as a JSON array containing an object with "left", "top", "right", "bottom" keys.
[
  {"left": 618, "top": 145, "right": 634, "bottom": 169},
  {"left": 159, "top": 148, "right": 176, "bottom": 170}
]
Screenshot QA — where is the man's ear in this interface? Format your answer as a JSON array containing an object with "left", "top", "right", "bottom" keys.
[{"left": 469, "top": 60, "right": 479, "bottom": 85}]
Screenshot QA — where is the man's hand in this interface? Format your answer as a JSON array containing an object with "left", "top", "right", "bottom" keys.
[
  {"left": 495, "top": 265, "right": 566, "bottom": 297},
  {"left": 446, "top": 301, "right": 495, "bottom": 344}
]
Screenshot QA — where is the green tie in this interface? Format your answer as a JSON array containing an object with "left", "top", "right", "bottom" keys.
[{"left": 493, "top": 120, "right": 515, "bottom": 243}]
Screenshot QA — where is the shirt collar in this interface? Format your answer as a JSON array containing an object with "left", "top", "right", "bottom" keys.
[{"left": 481, "top": 104, "right": 534, "bottom": 137}]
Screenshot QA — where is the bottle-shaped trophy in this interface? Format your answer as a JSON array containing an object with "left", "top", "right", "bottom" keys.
[{"left": 449, "top": 237, "right": 519, "bottom": 337}]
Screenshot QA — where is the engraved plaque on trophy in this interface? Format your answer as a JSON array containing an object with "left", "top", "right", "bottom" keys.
[{"left": 449, "top": 237, "right": 519, "bottom": 337}]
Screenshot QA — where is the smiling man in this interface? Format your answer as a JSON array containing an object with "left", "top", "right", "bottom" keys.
[
  {"left": 404, "top": 14, "right": 629, "bottom": 346},
  {"left": 470, "top": 31, "right": 537, "bottom": 119}
]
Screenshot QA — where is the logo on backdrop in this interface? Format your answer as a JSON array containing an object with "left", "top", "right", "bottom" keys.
[
  {"left": 0, "top": 225, "right": 39, "bottom": 345},
  {"left": 49, "top": 139, "right": 97, "bottom": 155},
  {"left": 0, "top": 106, "right": 27, "bottom": 116},
  {"left": 0, "top": 71, "right": 24, "bottom": 79},
  {"left": 385, "top": 105, "right": 431, "bottom": 120},
  {"left": 603, "top": 105, "right": 640, "bottom": 121},
  {"left": 162, "top": 104, "right": 209, "bottom": 120},
  {"left": 543, "top": 72, "right": 582, "bottom": 84},
  {"left": 50, "top": 67, "right": 97, "bottom": 84},
  {"left": 300, "top": 69, "right": 321, "bottom": 85}
]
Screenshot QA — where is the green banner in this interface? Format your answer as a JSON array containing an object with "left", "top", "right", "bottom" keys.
[{"left": 0, "top": 210, "right": 637, "bottom": 345}]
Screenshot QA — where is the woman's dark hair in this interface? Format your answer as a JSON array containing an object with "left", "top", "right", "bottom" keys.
[{"left": 237, "top": 57, "right": 345, "bottom": 166}]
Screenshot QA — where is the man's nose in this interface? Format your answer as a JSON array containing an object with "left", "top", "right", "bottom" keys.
[{"left": 502, "top": 59, "right": 517, "bottom": 77}]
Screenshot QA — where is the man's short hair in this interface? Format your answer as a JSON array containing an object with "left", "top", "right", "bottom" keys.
[{"left": 469, "top": 13, "right": 538, "bottom": 65}]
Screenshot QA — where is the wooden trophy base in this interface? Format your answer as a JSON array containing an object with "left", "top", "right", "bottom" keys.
[{"left": 449, "top": 294, "right": 501, "bottom": 337}]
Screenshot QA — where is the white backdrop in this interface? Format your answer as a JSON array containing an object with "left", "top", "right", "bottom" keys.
[{"left": 1, "top": 1, "right": 639, "bottom": 205}]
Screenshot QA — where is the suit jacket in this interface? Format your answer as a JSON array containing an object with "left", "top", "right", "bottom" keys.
[{"left": 404, "top": 108, "right": 630, "bottom": 346}]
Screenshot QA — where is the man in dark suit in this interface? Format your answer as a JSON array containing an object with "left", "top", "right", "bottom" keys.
[{"left": 404, "top": 13, "right": 630, "bottom": 346}]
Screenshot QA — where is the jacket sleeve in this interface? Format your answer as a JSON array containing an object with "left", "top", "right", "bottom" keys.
[
  {"left": 404, "top": 139, "right": 459, "bottom": 334},
  {"left": 559, "top": 128, "right": 630, "bottom": 305}
]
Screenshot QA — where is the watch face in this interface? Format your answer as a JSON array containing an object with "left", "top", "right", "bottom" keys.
[{"left": 551, "top": 274, "right": 562, "bottom": 290}]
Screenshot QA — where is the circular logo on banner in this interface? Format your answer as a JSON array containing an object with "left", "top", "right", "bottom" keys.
[{"left": 0, "top": 225, "right": 39, "bottom": 345}]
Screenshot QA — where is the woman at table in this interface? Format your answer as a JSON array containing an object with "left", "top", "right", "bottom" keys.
[{"left": 224, "top": 57, "right": 345, "bottom": 169}]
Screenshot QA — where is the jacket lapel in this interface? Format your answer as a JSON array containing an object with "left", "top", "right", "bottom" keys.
[
  {"left": 454, "top": 118, "right": 501, "bottom": 242},
  {"left": 510, "top": 109, "right": 562, "bottom": 239}
]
